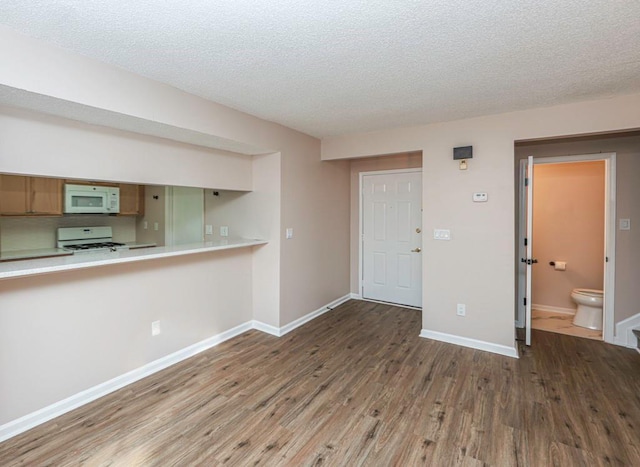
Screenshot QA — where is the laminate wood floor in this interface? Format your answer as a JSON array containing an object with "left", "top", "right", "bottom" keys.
[{"left": 1, "top": 300, "right": 639, "bottom": 466}]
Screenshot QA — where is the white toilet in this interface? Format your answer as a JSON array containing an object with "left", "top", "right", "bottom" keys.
[{"left": 571, "top": 288, "right": 604, "bottom": 330}]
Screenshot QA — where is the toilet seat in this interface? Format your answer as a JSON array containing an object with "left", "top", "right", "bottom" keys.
[{"left": 573, "top": 288, "right": 603, "bottom": 298}]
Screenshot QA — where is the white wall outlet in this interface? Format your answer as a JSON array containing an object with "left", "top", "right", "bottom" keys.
[
  {"left": 473, "top": 192, "right": 488, "bottom": 202},
  {"left": 154, "top": 222, "right": 159, "bottom": 231},
  {"left": 456, "top": 304, "right": 466, "bottom": 316},
  {"left": 434, "top": 229, "right": 451, "bottom": 240},
  {"left": 285, "top": 228, "right": 294, "bottom": 239},
  {"left": 205, "top": 224, "right": 213, "bottom": 235},
  {"left": 619, "top": 218, "right": 631, "bottom": 230},
  {"left": 151, "top": 320, "right": 161, "bottom": 336},
  {"left": 143, "top": 220, "right": 148, "bottom": 230},
  {"left": 220, "top": 226, "right": 229, "bottom": 237}
]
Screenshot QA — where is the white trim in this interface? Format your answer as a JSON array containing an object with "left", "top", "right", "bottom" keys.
[
  {"left": 279, "top": 294, "right": 351, "bottom": 335},
  {"left": 253, "top": 294, "right": 352, "bottom": 337},
  {"left": 420, "top": 329, "right": 519, "bottom": 358},
  {"left": 0, "top": 293, "right": 354, "bottom": 442},
  {"left": 614, "top": 312, "right": 640, "bottom": 348},
  {"left": 0, "top": 321, "right": 253, "bottom": 443},
  {"left": 516, "top": 152, "right": 616, "bottom": 345},
  {"left": 350, "top": 293, "right": 363, "bottom": 300},
  {"left": 251, "top": 320, "right": 281, "bottom": 337},
  {"left": 358, "top": 168, "right": 423, "bottom": 307},
  {"left": 359, "top": 297, "right": 421, "bottom": 311},
  {"left": 532, "top": 304, "right": 576, "bottom": 315}
]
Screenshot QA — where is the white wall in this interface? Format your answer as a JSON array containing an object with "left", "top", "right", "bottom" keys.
[
  {"left": 1, "top": 215, "right": 136, "bottom": 251},
  {"left": 322, "top": 93, "right": 640, "bottom": 350}
]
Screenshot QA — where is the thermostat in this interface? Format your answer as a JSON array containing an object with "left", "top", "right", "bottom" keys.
[{"left": 473, "top": 192, "right": 488, "bottom": 202}]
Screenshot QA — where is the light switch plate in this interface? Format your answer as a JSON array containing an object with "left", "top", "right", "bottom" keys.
[
  {"left": 286, "top": 228, "right": 294, "bottom": 239},
  {"left": 205, "top": 225, "right": 213, "bottom": 235},
  {"left": 473, "top": 192, "right": 488, "bottom": 202},
  {"left": 434, "top": 229, "right": 451, "bottom": 240},
  {"left": 220, "top": 226, "right": 229, "bottom": 237},
  {"left": 619, "top": 219, "right": 631, "bottom": 230}
]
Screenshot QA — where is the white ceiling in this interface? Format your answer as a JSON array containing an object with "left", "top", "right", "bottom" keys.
[{"left": 1, "top": 1, "right": 639, "bottom": 138}]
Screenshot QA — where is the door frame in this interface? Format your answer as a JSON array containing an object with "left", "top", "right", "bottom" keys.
[
  {"left": 516, "top": 152, "right": 616, "bottom": 343},
  {"left": 359, "top": 168, "right": 423, "bottom": 308}
]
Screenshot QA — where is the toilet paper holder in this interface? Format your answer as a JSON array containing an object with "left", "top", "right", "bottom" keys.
[{"left": 549, "top": 261, "right": 567, "bottom": 270}]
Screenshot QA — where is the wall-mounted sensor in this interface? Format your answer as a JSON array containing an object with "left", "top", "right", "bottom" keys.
[
  {"left": 473, "top": 192, "right": 488, "bottom": 202},
  {"left": 453, "top": 146, "right": 473, "bottom": 170}
]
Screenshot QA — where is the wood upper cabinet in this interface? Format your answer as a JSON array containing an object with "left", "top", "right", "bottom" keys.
[
  {"left": 0, "top": 175, "right": 63, "bottom": 216},
  {"left": 118, "top": 183, "right": 145, "bottom": 216}
]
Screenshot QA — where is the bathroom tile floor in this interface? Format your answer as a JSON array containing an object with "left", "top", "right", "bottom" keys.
[{"left": 532, "top": 309, "right": 602, "bottom": 340}]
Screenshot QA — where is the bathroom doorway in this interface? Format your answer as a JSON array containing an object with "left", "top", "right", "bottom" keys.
[{"left": 517, "top": 153, "right": 616, "bottom": 345}]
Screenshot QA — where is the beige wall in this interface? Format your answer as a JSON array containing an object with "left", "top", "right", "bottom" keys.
[
  {"left": 516, "top": 133, "right": 640, "bottom": 323},
  {"left": 349, "top": 152, "right": 423, "bottom": 293},
  {"left": 136, "top": 185, "right": 167, "bottom": 246},
  {"left": 0, "top": 28, "right": 350, "bottom": 428},
  {"left": 0, "top": 106, "right": 253, "bottom": 190},
  {"left": 532, "top": 161, "right": 605, "bottom": 310},
  {"left": 0, "top": 250, "right": 253, "bottom": 423},
  {"left": 323, "top": 93, "right": 640, "bottom": 349}
]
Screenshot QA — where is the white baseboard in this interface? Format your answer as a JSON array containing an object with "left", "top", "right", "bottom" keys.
[
  {"left": 279, "top": 294, "right": 351, "bottom": 335},
  {"left": 251, "top": 320, "right": 281, "bottom": 337},
  {"left": 0, "top": 294, "right": 354, "bottom": 442},
  {"left": 0, "top": 321, "right": 253, "bottom": 443},
  {"left": 253, "top": 293, "right": 352, "bottom": 337},
  {"left": 532, "top": 304, "right": 575, "bottom": 315},
  {"left": 351, "top": 293, "right": 421, "bottom": 311},
  {"left": 420, "top": 329, "right": 519, "bottom": 359},
  {"left": 614, "top": 312, "right": 640, "bottom": 348}
]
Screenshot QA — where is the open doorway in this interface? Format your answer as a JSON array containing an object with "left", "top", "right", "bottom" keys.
[{"left": 517, "top": 153, "right": 616, "bottom": 345}]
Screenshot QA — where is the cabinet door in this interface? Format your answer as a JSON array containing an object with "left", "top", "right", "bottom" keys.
[
  {"left": 0, "top": 175, "right": 29, "bottom": 215},
  {"left": 30, "top": 177, "right": 63, "bottom": 215},
  {"left": 119, "top": 183, "right": 145, "bottom": 216}
]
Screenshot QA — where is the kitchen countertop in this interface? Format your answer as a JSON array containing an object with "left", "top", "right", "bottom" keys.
[
  {"left": 0, "top": 238, "right": 268, "bottom": 280},
  {"left": 0, "top": 248, "right": 73, "bottom": 262}
]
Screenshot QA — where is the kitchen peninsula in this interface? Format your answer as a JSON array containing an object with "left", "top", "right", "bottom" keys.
[{"left": 0, "top": 238, "right": 268, "bottom": 280}]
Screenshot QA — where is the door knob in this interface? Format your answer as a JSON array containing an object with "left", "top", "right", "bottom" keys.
[
  {"left": 416, "top": 228, "right": 422, "bottom": 233},
  {"left": 412, "top": 247, "right": 422, "bottom": 253}
]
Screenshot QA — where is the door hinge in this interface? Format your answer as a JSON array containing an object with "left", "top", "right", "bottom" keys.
[
  {"left": 525, "top": 178, "right": 529, "bottom": 186},
  {"left": 524, "top": 238, "right": 528, "bottom": 246},
  {"left": 606, "top": 256, "right": 609, "bottom": 262},
  {"left": 523, "top": 297, "right": 527, "bottom": 306}
]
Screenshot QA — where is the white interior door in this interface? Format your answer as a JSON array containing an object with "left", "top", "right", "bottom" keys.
[
  {"left": 524, "top": 156, "right": 534, "bottom": 346},
  {"left": 362, "top": 171, "right": 422, "bottom": 307}
]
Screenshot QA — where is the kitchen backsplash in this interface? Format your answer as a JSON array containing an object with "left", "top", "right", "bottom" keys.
[{"left": 0, "top": 216, "right": 136, "bottom": 252}]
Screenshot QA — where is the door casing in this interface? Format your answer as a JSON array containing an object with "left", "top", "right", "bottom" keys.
[
  {"left": 359, "top": 168, "right": 423, "bottom": 308},
  {"left": 516, "top": 153, "right": 616, "bottom": 343}
]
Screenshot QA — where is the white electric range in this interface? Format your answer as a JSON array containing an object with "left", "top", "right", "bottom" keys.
[{"left": 57, "top": 226, "right": 129, "bottom": 254}]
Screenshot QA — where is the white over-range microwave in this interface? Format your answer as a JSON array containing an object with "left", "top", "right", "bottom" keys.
[{"left": 64, "top": 184, "right": 120, "bottom": 214}]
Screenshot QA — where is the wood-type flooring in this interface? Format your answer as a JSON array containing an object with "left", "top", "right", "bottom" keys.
[{"left": 1, "top": 300, "right": 639, "bottom": 466}]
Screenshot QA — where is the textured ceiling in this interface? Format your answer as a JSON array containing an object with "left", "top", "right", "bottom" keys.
[{"left": 1, "top": 1, "right": 639, "bottom": 138}]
